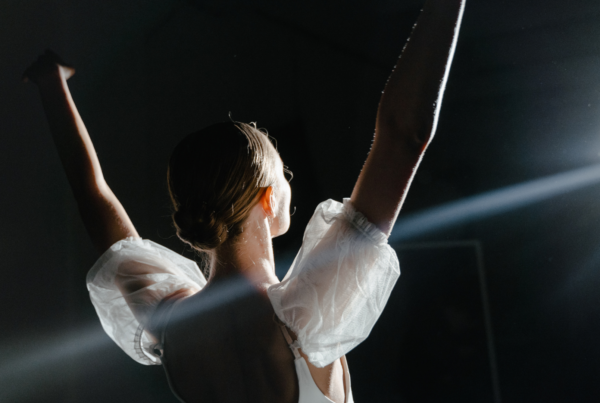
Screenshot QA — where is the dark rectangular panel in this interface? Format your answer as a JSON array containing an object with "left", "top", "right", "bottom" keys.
[{"left": 347, "top": 242, "right": 498, "bottom": 403}]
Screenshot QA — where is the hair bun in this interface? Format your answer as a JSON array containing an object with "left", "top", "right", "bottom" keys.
[
  {"left": 168, "top": 121, "right": 279, "bottom": 255},
  {"left": 173, "top": 206, "right": 229, "bottom": 250}
]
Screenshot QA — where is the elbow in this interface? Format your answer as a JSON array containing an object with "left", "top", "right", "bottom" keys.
[
  {"left": 376, "top": 114, "right": 435, "bottom": 153},
  {"left": 407, "top": 123, "right": 435, "bottom": 149},
  {"left": 71, "top": 178, "right": 111, "bottom": 204}
]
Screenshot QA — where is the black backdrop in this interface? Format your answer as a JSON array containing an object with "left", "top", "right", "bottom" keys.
[{"left": 3, "top": 0, "right": 600, "bottom": 401}]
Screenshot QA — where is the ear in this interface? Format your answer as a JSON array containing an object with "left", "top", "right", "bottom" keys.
[{"left": 258, "top": 187, "right": 276, "bottom": 217}]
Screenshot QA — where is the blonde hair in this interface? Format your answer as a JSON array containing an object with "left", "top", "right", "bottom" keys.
[{"left": 168, "top": 121, "right": 279, "bottom": 254}]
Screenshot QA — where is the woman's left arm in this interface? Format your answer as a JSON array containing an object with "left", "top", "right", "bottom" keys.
[{"left": 351, "top": 0, "right": 466, "bottom": 235}]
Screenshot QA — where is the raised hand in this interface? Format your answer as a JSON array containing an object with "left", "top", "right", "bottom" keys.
[{"left": 22, "top": 49, "right": 75, "bottom": 84}]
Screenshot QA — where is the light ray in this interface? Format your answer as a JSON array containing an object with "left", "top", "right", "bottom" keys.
[
  {"left": 0, "top": 325, "right": 112, "bottom": 402},
  {"left": 6, "top": 164, "right": 600, "bottom": 401},
  {"left": 390, "top": 163, "right": 600, "bottom": 243}
]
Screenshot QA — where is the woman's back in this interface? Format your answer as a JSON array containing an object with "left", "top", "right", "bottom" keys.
[{"left": 160, "top": 277, "right": 299, "bottom": 403}]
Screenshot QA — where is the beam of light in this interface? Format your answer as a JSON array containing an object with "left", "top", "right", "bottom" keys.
[
  {"left": 390, "top": 163, "right": 600, "bottom": 243},
  {"left": 8, "top": 164, "right": 600, "bottom": 401},
  {"left": 164, "top": 276, "right": 256, "bottom": 327},
  {"left": 166, "top": 163, "right": 600, "bottom": 333},
  {"left": 0, "top": 278, "right": 258, "bottom": 402},
  {"left": 0, "top": 324, "right": 112, "bottom": 402}
]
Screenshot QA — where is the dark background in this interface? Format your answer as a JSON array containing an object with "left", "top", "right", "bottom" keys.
[{"left": 2, "top": 0, "right": 600, "bottom": 401}]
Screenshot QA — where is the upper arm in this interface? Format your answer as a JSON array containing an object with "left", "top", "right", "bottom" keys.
[
  {"left": 76, "top": 184, "right": 139, "bottom": 254},
  {"left": 350, "top": 125, "right": 426, "bottom": 236}
]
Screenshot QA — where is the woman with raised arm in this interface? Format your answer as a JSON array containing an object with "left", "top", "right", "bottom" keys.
[{"left": 24, "top": 1, "right": 465, "bottom": 402}]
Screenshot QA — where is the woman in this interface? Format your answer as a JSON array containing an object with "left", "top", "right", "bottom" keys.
[{"left": 24, "top": 1, "right": 465, "bottom": 401}]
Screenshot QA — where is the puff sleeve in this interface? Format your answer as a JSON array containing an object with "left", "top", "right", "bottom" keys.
[
  {"left": 86, "top": 237, "right": 206, "bottom": 365},
  {"left": 267, "top": 199, "right": 400, "bottom": 368}
]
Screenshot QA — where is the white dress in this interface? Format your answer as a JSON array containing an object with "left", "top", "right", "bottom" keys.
[{"left": 87, "top": 198, "right": 400, "bottom": 393}]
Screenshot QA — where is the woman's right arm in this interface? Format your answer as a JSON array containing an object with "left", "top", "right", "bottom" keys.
[
  {"left": 24, "top": 51, "right": 138, "bottom": 254},
  {"left": 350, "top": 0, "right": 466, "bottom": 236}
]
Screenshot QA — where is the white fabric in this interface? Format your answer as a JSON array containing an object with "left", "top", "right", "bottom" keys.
[
  {"left": 280, "top": 324, "right": 354, "bottom": 403},
  {"left": 294, "top": 355, "right": 354, "bottom": 403},
  {"left": 86, "top": 237, "right": 206, "bottom": 364},
  {"left": 87, "top": 198, "right": 400, "bottom": 368},
  {"left": 268, "top": 198, "right": 400, "bottom": 367}
]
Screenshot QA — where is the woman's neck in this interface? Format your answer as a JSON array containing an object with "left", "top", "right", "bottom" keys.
[{"left": 209, "top": 208, "right": 279, "bottom": 290}]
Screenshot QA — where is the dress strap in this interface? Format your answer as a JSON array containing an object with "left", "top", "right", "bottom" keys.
[{"left": 274, "top": 314, "right": 301, "bottom": 359}]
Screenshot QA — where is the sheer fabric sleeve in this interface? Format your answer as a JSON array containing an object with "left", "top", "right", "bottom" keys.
[
  {"left": 267, "top": 199, "right": 400, "bottom": 368},
  {"left": 86, "top": 237, "right": 206, "bottom": 365}
]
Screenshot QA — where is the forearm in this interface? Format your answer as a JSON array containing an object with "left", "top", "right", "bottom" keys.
[
  {"left": 37, "top": 74, "right": 107, "bottom": 197},
  {"left": 377, "top": 0, "right": 465, "bottom": 146}
]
